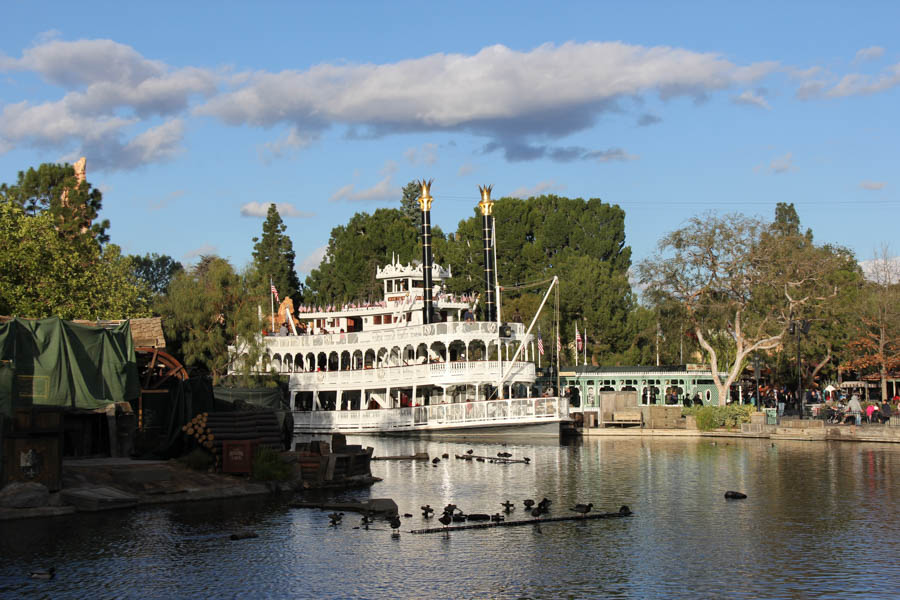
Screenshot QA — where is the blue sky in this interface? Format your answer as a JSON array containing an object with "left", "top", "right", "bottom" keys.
[{"left": 1, "top": 1, "right": 897, "bottom": 282}]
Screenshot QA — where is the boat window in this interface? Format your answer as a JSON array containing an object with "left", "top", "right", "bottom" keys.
[
  {"left": 384, "top": 315, "right": 393, "bottom": 324},
  {"left": 413, "top": 279, "right": 423, "bottom": 288},
  {"left": 373, "top": 315, "right": 382, "bottom": 325},
  {"left": 387, "top": 280, "right": 394, "bottom": 292}
]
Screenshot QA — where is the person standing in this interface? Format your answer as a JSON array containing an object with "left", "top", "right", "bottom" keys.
[{"left": 847, "top": 393, "right": 863, "bottom": 425}]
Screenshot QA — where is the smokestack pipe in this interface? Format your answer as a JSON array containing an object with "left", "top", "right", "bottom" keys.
[
  {"left": 418, "top": 179, "right": 435, "bottom": 325},
  {"left": 478, "top": 185, "right": 496, "bottom": 323}
]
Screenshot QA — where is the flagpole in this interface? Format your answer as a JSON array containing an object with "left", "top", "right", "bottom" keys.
[{"left": 270, "top": 276, "right": 275, "bottom": 333}]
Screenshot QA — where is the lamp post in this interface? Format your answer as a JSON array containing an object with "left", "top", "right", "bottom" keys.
[
  {"left": 790, "top": 318, "right": 811, "bottom": 418},
  {"left": 752, "top": 354, "right": 761, "bottom": 410}
]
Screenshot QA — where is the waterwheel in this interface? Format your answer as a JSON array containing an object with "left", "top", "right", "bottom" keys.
[{"left": 135, "top": 347, "right": 189, "bottom": 431}]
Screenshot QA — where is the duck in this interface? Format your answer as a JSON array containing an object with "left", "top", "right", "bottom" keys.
[
  {"left": 524, "top": 498, "right": 535, "bottom": 510},
  {"left": 724, "top": 491, "right": 747, "bottom": 499},
  {"left": 466, "top": 449, "right": 474, "bottom": 455},
  {"left": 432, "top": 457, "right": 441, "bottom": 464},
  {"left": 403, "top": 513, "right": 412, "bottom": 518},
  {"left": 360, "top": 513, "right": 374, "bottom": 529},
  {"left": 328, "top": 512, "right": 344, "bottom": 526},
  {"left": 452, "top": 513, "right": 467, "bottom": 523},
  {"left": 571, "top": 503, "right": 593, "bottom": 517},
  {"left": 523, "top": 457, "right": 531, "bottom": 464},
  {"left": 491, "top": 513, "right": 505, "bottom": 523},
  {"left": 619, "top": 505, "right": 632, "bottom": 516},
  {"left": 443, "top": 503, "right": 457, "bottom": 515},
  {"left": 421, "top": 504, "right": 434, "bottom": 518},
  {"left": 389, "top": 515, "right": 402, "bottom": 537},
  {"left": 476, "top": 457, "right": 485, "bottom": 462},
  {"left": 442, "top": 453, "right": 449, "bottom": 459},
  {"left": 438, "top": 513, "right": 453, "bottom": 536},
  {"left": 531, "top": 507, "right": 543, "bottom": 518},
  {"left": 501, "top": 500, "right": 515, "bottom": 512},
  {"left": 29, "top": 567, "right": 55, "bottom": 580}
]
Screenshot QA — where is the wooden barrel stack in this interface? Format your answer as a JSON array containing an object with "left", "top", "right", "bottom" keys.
[{"left": 181, "top": 410, "right": 284, "bottom": 470}]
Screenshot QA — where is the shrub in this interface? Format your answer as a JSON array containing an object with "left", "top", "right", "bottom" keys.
[
  {"left": 252, "top": 446, "right": 293, "bottom": 481},
  {"left": 180, "top": 448, "right": 214, "bottom": 471},
  {"left": 682, "top": 404, "right": 754, "bottom": 431}
]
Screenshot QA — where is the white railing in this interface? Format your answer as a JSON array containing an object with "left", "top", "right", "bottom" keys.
[
  {"left": 260, "top": 321, "right": 528, "bottom": 354},
  {"left": 288, "top": 360, "right": 535, "bottom": 389},
  {"left": 293, "top": 397, "right": 569, "bottom": 432}
]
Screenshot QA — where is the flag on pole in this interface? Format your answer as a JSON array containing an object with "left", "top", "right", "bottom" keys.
[
  {"left": 271, "top": 283, "right": 279, "bottom": 303},
  {"left": 556, "top": 333, "right": 561, "bottom": 353},
  {"left": 537, "top": 329, "right": 545, "bottom": 356},
  {"left": 576, "top": 324, "right": 582, "bottom": 352}
]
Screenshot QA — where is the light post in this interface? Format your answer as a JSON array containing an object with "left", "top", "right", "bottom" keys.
[
  {"left": 790, "top": 318, "right": 811, "bottom": 418},
  {"left": 752, "top": 354, "right": 761, "bottom": 410}
]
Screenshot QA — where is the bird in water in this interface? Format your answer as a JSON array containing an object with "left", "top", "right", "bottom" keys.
[
  {"left": 389, "top": 515, "right": 402, "bottom": 537},
  {"left": 421, "top": 505, "right": 434, "bottom": 518},
  {"left": 531, "top": 507, "right": 543, "bottom": 518},
  {"left": 452, "top": 512, "right": 467, "bottom": 523},
  {"left": 438, "top": 513, "right": 452, "bottom": 537},
  {"left": 619, "top": 505, "right": 632, "bottom": 516},
  {"left": 523, "top": 457, "right": 531, "bottom": 464},
  {"left": 571, "top": 503, "right": 593, "bottom": 518},
  {"left": 501, "top": 500, "right": 515, "bottom": 512},
  {"left": 360, "top": 512, "right": 374, "bottom": 530},
  {"left": 442, "top": 453, "right": 449, "bottom": 459},
  {"left": 524, "top": 499, "right": 535, "bottom": 510},
  {"left": 497, "top": 451, "right": 512, "bottom": 458},
  {"left": 443, "top": 503, "right": 457, "bottom": 515},
  {"left": 29, "top": 567, "right": 55, "bottom": 580},
  {"left": 466, "top": 449, "right": 474, "bottom": 455},
  {"left": 432, "top": 457, "right": 440, "bottom": 464},
  {"left": 476, "top": 457, "right": 485, "bottom": 462},
  {"left": 328, "top": 512, "right": 344, "bottom": 526},
  {"left": 491, "top": 513, "right": 505, "bottom": 523}
]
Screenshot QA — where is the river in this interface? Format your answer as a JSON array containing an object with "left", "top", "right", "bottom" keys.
[{"left": 2, "top": 435, "right": 899, "bottom": 599}]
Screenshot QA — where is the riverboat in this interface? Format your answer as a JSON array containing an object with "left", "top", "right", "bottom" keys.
[{"left": 245, "top": 182, "right": 569, "bottom": 435}]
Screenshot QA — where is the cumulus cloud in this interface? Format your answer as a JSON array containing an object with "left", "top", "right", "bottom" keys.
[
  {"left": 483, "top": 141, "right": 637, "bottom": 163},
  {"left": 329, "top": 161, "right": 399, "bottom": 202},
  {"left": 769, "top": 152, "right": 794, "bottom": 174},
  {"left": 732, "top": 89, "right": 771, "bottom": 109},
  {"left": 0, "top": 38, "right": 217, "bottom": 170},
  {"left": 854, "top": 46, "right": 885, "bottom": 63},
  {"left": 860, "top": 181, "right": 886, "bottom": 191},
  {"left": 298, "top": 245, "right": 328, "bottom": 273},
  {"left": 198, "top": 41, "right": 776, "bottom": 162},
  {"left": 510, "top": 180, "right": 566, "bottom": 198},
  {"left": 258, "top": 126, "right": 318, "bottom": 163},
  {"left": 239, "top": 201, "right": 315, "bottom": 218},
  {"left": 827, "top": 63, "right": 900, "bottom": 97}
]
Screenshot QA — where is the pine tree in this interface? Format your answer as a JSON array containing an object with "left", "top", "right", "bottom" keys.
[
  {"left": 251, "top": 203, "right": 302, "bottom": 300},
  {"left": 400, "top": 180, "right": 422, "bottom": 229}
]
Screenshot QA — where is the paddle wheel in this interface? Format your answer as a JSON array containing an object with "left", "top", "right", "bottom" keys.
[{"left": 135, "top": 347, "right": 189, "bottom": 431}]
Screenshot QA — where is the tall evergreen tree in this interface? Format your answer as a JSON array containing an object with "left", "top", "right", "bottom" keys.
[
  {"left": 0, "top": 162, "right": 109, "bottom": 245},
  {"left": 400, "top": 180, "right": 422, "bottom": 229},
  {"left": 251, "top": 204, "right": 301, "bottom": 300}
]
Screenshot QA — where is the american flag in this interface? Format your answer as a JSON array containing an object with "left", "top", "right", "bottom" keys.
[
  {"left": 270, "top": 283, "right": 279, "bottom": 303},
  {"left": 576, "top": 324, "right": 583, "bottom": 352},
  {"left": 537, "top": 330, "right": 544, "bottom": 356},
  {"left": 557, "top": 333, "right": 561, "bottom": 353}
]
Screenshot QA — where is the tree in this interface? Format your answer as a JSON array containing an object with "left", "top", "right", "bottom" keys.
[
  {"left": 251, "top": 204, "right": 302, "bottom": 301},
  {"left": 400, "top": 180, "right": 422, "bottom": 228},
  {"left": 157, "top": 256, "right": 264, "bottom": 384},
  {"left": 130, "top": 253, "right": 183, "bottom": 298},
  {"left": 844, "top": 245, "right": 900, "bottom": 399},
  {"left": 639, "top": 212, "right": 849, "bottom": 406},
  {"left": 304, "top": 208, "right": 421, "bottom": 306},
  {"left": 0, "top": 200, "right": 146, "bottom": 319},
  {"left": 0, "top": 161, "right": 109, "bottom": 245}
]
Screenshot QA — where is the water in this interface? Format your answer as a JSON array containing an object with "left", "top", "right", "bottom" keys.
[{"left": 2, "top": 436, "right": 900, "bottom": 599}]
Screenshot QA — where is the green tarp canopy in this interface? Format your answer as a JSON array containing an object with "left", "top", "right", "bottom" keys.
[{"left": 0, "top": 316, "right": 139, "bottom": 418}]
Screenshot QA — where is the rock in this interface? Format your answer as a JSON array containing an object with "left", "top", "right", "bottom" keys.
[{"left": 0, "top": 482, "right": 50, "bottom": 509}]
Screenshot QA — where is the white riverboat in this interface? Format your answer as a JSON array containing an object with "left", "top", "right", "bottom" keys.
[{"left": 248, "top": 182, "right": 568, "bottom": 435}]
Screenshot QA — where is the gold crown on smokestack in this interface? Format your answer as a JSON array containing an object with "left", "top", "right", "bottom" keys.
[
  {"left": 478, "top": 185, "right": 494, "bottom": 216},
  {"left": 417, "top": 179, "right": 434, "bottom": 211}
]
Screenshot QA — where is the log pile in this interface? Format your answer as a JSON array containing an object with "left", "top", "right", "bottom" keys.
[{"left": 181, "top": 410, "right": 285, "bottom": 471}]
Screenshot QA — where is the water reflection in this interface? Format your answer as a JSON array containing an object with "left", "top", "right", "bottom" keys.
[{"left": 2, "top": 437, "right": 899, "bottom": 598}]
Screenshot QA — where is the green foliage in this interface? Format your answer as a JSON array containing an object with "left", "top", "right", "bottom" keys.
[
  {"left": 0, "top": 162, "right": 109, "bottom": 245},
  {"left": 252, "top": 446, "right": 293, "bottom": 481},
  {"left": 251, "top": 204, "right": 302, "bottom": 301},
  {"left": 682, "top": 404, "right": 754, "bottom": 431},
  {"left": 157, "top": 256, "right": 264, "bottom": 384},
  {"left": 0, "top": 200, "right": 148, "bottom": 319},
  {"left": 400, "top": 180, "right": 422, "bottom": 228},
  {"left": 180, "top": 447, "right": 214, "bottom": 471},
  {"left": 129, "top": 252, "right": 183, "bottom": 299}
]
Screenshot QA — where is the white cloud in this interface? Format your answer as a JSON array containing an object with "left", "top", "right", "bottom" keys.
[
  {"left": 859, "top": 256, "right": 900, "bottom": 282},
  {"left": 404, "top": 142, "right": 438, "bottom": 165},
  {"left": 298, "top": 245, "right": 328, "bottom": 273},
  {"left": 860, "top": 181, "right": 886, "bottom": 191},
  {"left": 329, "top": 161, "right": 399, "bottom": 202},
  {"left": 198, "top": 41, "right": 777, "bottom": 161},
  {"left": 770, "top": 152, "right": 794, "bottom": 174},
  {"left": 826, "top": 62, "right": 900, "bottom": 97},
  {"left": 510, "top": 180, "right": 566, "bottom": 198},
  {"left": 239, "top": 201, "right": 315, "bottom": 218},
  {"left": 854, "top": 46, "right": 885, "bottom": 63},
  {"left": 732, "top": 89, "right": 771, "bottom": 109},
  {"left": 259, "top": 126, "right": 318, "bottom": 163}
]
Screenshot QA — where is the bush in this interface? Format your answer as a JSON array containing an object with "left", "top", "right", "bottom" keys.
[
  {"left": 252, "top": 446, "right": 293, "bottom": 481},
  {"left": 682, "top": 405, "right": 753, "bottom": 431},
  {"left": 180, "top": 448, "right": 214, "bottom": 471}
]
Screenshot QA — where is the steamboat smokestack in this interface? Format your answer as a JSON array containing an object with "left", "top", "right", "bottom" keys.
[
  {"left": 478, "top": 185, "right": 496, "bottom": 323},
  {"left": 418, "top": 179, "right": 435, "bottom": 325}
]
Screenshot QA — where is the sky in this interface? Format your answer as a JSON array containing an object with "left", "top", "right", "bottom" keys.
[{"left": 1, "top": 1, "right": 898, "bottom": 283}]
